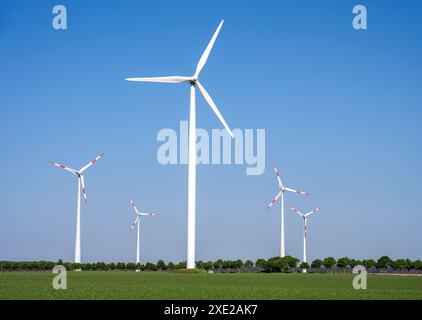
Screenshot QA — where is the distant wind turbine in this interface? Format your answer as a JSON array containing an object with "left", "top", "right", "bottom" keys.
[
  {"left": 266, "top": 163, "right": 309, "bottom": 257},
  {"left": 129, "top": 198, "right": 159, "bottom": 268},
  {"left": 289, "top": 205, "right": 322, "bottom": 272},
  {"left": 50, "top": 152, "right": 105, "bottom": 264},
  {"left": 126, "top": 20, "right": 233, "bottom": 269}
]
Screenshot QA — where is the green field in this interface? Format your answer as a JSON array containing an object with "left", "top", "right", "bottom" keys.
[{"left": 0, "top": 272, "right": 421, "bottom": 300}]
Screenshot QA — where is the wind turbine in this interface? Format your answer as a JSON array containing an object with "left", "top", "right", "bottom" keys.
[
  {"left": 266, "top": 163, "right": 309, "bottom": 257},
  {"left": 49, "top": 152, "right": 105, "bottom": 264},
  {"left": 126, "top": 20, "right": 233, "bottom": 269},
  {"left": 129, "top": 198, "right": 159, "bottom": 268},
  {"left": 289, "top": 205, "right": 322, "bottom": 272}
]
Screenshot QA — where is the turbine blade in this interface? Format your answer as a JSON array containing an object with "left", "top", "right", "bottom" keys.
[
  {"left": 289, "top": 205, "right": 304, "bottom": 217},
  {"left": 80, "top": 175, "right": 87, "bottom": 205},
  {"left": 125, "top": 76, "right": 192, "bottom": 84},
  {"left": 80, "top": 152, "right": 105, "bottom": 172},
  {"left": 305, "top": 207, "right": 322, "bottom": 217},
  {"left": 49, "top": 162, "right": 77, "bottom": 174},
  {"left": 130, "top": 216, "right": 140, "bottom": 231},
  {"left": 284, "top": 187, "right": 310, "bottom": 196},
  {"left": 140, "top": 212, "right": 159, "bottom": 216},
  {"left": 266, "top": 190, "right": 283, "bottom": 210},
  {"left": 195, "top": 20, "right": 224, "bottom": 77},
  {"left": 196, "top": 81, "right": 234, "bottom": 138},
  {"left": 273, "top": 163, "right": 284, "bottom": 189},
  {"left": 129, "top": 198, "right": 140, "bottom": 214}
]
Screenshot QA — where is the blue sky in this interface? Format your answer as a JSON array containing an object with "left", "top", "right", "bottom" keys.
[{"left": 0, "top": 0, "right": 421, "bottom": 263}]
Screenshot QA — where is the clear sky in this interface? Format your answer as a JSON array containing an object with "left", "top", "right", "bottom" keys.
[{"left": 0, "top": 0, "right": 421, "bottom": 263}]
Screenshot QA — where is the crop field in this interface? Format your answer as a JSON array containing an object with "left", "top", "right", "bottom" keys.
[{"left": 1, "top": 272, "right": 421, "bottom": 300}]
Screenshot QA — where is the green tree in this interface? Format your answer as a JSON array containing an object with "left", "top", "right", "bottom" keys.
[
  {"left": 196, "top": 260, "right": 204, "bottom": 270},
  {"left": 223, "top": 260, "right": 232, "bottom": 270},
  {"left": 266, "top": 257, "right": 289, "bottom": 272},
  {"left": 322, "top": 257, "right": 336, "bottom": 269},
  {"left": 266, "top": 257, "right": 277, "bottom": 272},
  {"left": 234, "top": 259, "right": 243, "bottom": 270},
  {"left": 244, "top": 260, "right": 254, "bottom": 269},
  {"left": 116, "top": 262, "right": 125, "bottom": 270},
  {"left": 413, "top": 260, "right": 422, "bottom": 271},
  {"left": 405, "top": 259, "right": 412, "bottom": 270},
  {"left": 145, "top": 262, "right": 156, "bottom": 271},
  {"left": 255, "top": 258, "right": 267, "bottom": 269},
  {"left": 203, "top": 261, "right": 213, "bottom": 270},
  {"left": 83, "top": 263, "right": 92, "bottom": 271},
  {"left": 300, "top": 262, "right": 310, "bottom": 270},
  {"left": 311, "top": 259, "right": 322, "bottom": 269},
  {"left": 167, "top": 262, "right": 175, "bottom": 270},
  {"left": 376, "top": 256, "right": 392, "bottom": 269},
  {"left": 213, "top": 259, "right": 224, "bottom": 270},
  {"left": 46, "top": 261, "right": 55, "bottom": 270},
  {"left": 284, "top": 256, "right": 299, "bottom": 268},
  {"left": 336, "top": 257, "right": 350, "bottom": 269},
  {"left": 156, "top": 260, "right": 166, "bottom": 270},
  {"left": 126, "top": 263, "right": 136, "bottom": 271},
  {"left": 95, "top": 262, "right": 106, "bottom": 271},
  {"left": 9, "top": 262, "right": 18, "bottom": 271},
  {"left": 392, "top": 258, "right": 408, "bottom": 270},
  {"left": 350, "top": 259, "right": 363, "bottom": 268},
  {"left": 362, "top": 259, "right": 376, "bottom": 269}
]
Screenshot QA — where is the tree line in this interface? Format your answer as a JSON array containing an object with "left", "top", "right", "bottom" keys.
[{"left": 1, "top": 256, "right": 421, "bottom": 273}]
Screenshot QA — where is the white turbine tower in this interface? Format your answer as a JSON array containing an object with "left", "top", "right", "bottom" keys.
[
  {"left": 266, "top": 163, "right": 309, "bottom": 257},
  {"left": 126, "top": 20, "right": 233, "bottom": 269},
  {"left": 129, "top": 198, "right": 159, "bottom": 268},
  {"left": 50, "top": 152, "right": 105, "bottom": 264},
  {"left": 289, "top": 205, "right": 322, "bottom": 272}
]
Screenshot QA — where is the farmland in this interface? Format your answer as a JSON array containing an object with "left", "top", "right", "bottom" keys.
[{"left": 1, "top": 272, "right": 421, "bottom": 300}]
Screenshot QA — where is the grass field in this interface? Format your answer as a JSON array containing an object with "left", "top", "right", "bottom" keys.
[{"left": 1, "top": 272, "right": 421, "bottom": 300}]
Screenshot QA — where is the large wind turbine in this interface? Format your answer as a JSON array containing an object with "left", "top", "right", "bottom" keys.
[
  {"left": 126, "top": 20, "right": 233, "bottom": 269},
  {"left": 50, "top": 152, "right": 105, "bottom": 263},
  {"left": 266, "top": 163, "right": 309, "bottom": 257},
  {"left": 129, "top": 198, "right": 159, "bottom": 267},
  {"left": 289, "top": 205, "right": 321, "bottom": 272}
]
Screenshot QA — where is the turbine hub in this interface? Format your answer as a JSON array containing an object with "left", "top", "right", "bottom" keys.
[{"left": 190, "top": 76, "right": 198, "bottom": 84}]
